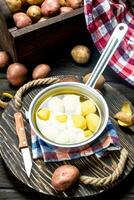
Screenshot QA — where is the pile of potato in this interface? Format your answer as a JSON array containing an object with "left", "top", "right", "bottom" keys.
[
  {"left": 0, "top": 51, "right": 52, "bottom": 86},
  {"left": 5, "top": 0, "right": 83, "bottom": 28}
]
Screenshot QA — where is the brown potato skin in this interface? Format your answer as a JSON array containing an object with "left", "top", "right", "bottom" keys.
[
  {"left": 41, "top": 0, "right": 60, "bottom": 17},
  {"left": 0, "top": 51, "right": 10, "bottom": 69},
  {"left": 13, "top": 12, "right": 32, "bottom": 28},
  {"left": 60, "top": 6, "right": 73, "bottom": 14},
  {"left": 66, "top": 0, "right": 83, "bottom": 9},
  {"left": 27, "top": 5, "right": 41, "bottom": 22},
  {"left": 6, "top": 0, "right": 22, "bottom": 13},
  {"left": 7, "top": 63, "right": 28, "bottom": 86},
  {"left": 27, "top": 0, "right": 44, "bottom": 4},
  {"left": 71, "top": 45, "right": 91, "bottom": 64},
  {"left": 83, "top": 73, "right": 106, "bottom": 89},
  {"left": 32, "top": 64, "right": 51, "bottom": 79},
  {"left": 51, "top": 165, "right": 79, "bottom": 191},
  {"left": 60, "top": 76, "right": 80, "bottom": 83}
]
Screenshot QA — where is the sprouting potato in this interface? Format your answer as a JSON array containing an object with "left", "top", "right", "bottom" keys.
[
  {"left": 81, "top": 99, "right": 96, "bottom": 116},
  {"left": 72, "top": 115, "right": 87, "bottom": 130},
  {"left": 55, "top": 114, "right": 68, "bottom": 123},
  {"left": 27, "top": 5, "right": 41, "bottom": 22},
  {"left": 37, "top": 108, "right": 50, "bottom": 120},
  {"left": 86, "top": 113, "right": 100, "bottom": 132}
]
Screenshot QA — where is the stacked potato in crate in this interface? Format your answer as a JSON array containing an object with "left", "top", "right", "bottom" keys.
[{"left": 6, "top": 0, "right": 83, "bottom": 28}]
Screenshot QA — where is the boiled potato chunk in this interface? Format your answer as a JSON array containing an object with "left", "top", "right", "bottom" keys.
[
  {"left": 37, "top": 108, "right": 50, "bottom": 120},
  {"left": 84, "top": 130, "right": 93, "bottom": 137},
  {"left": 55, "top": 114, "right": 68, "bottom": 123},
  {"left": 81, "top": 99, "right": 96, "bottom": 116},
  {"left": 86, "top": 113, "right": 100, "bottom": 132},
  {"left": 72, "top": 115, "right": 87, "bottom": 130}
]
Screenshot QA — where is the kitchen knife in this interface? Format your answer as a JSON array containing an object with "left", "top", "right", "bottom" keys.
[{"left": 14, "top": 112, "right": 32, "bottom": 178}]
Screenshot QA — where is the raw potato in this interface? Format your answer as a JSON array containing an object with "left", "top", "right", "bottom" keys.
[
  {"left": 7, "top": 63, "right": 28, "bottom": 86},
  {"left": 83, "top": 73, "right": 106, "bottom": 89},
  {"left": 60, "top": 76, "right": 80, "bottom": 82},
  {"left": 6, "top": 0, "right": 22, "bottom": 12},
  {"left": 38, "top": 16, "right": 49, "bottom": 22},
  {"left": 32, "top": 64, "right": 51, "bottom": 79},
  {"left": 27, "top": 0, "right": 44, "bottom": 4},
  {"left": 27, "top": 5, "right": 41, "bottom": 22},
  {"left": 41, "top": 0, "right": 60, "bottom": 17},
  {"left": 0, "top": 51, "right": 10, "bottom": 69},
  {"left": 13, "top": 12, "right": 32, "bottom": 28},
  {"left": 66, "top": 0, "right": 83, "bottom": 9},
  {"left": 51, "top": 165, "right": 80, "bottom": 191},
  {"left": 71, "top": 45, "right": 91, "bottom": 64},
  {"left": 59, "top": 0, "right": 67, "bottom": 6},
  {"left": 60, "top": 6, "right": 73, "bottom": 14}
]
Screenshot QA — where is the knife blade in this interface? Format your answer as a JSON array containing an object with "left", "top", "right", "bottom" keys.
[{"left": 14, "top": 112, "right": 32, "bottom": 178}]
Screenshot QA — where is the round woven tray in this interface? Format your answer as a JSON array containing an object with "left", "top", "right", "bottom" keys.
[{"left": 0, "top": 75, "right": 134, "bottom": 198}]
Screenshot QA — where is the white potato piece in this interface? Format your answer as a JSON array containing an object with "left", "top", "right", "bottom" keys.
[
  {"left": 62, "top": 95, "right": 81, "bottom": 115},
  {"left": 47, "top": 96, "right": 64, "bottom": 113}
]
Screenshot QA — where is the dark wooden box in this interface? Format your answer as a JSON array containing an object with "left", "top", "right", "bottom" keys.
[{"left": 0, "top": 1, "right": 89, "bottom": 64}]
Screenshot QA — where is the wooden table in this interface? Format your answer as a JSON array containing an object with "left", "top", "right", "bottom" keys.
[{"left": 0, "top": 47, "right": 134, "bottom": 200}]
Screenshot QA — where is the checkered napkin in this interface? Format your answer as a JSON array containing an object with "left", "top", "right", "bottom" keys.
[
  {"left": 31, "top": 119, "right": 120, "bottom": 162},
  {"left": 84, "top": 0, "right": 134, "bottom": 86}
]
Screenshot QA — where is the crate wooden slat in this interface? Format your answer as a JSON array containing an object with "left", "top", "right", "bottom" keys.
[{"left": 0, "top": 1, "right": 87, "bottom": 64}]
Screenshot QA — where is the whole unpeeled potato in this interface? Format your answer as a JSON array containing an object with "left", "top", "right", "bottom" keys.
[
  {"left": 27, "top": 0, "right": 44, "bottom": 4},
  {"left": 51, "top": 165, "right": 80, "bottom": 191},
  {"left": 6, "top": 0, "right": 22, "bottom": 12},
  {"left": 7, "top": 63, "right": 28, "bottom": 86},
  {"left": 71, "top": 45, "right": 91, "bottom": 64},
  {"left": 60, "top": 6, "right": 73, "bottom": 14},
  {"left": 13, "top": 12, "right": 32, "bottom": 28},
  {"left": 83, "top": 73, "right": 106, "bottom": 89},
  {"left": 32, "top": 64, "right": 51, "bottom": 79},
  {"left": 27, "top": 5, "right": 41, "bottom": 22},
  {"left": 41, "top": 0, "right": 60, "bottom": 17},
  {"left": 66, "top": 0, "right": 83, "bottom": 9},
  {"left": 0, "top": 51, "right": 10, "bottom": 69}
]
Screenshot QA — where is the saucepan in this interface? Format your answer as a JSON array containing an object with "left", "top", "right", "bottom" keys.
[{"left": 28, "top": 23, "right": 128, "bottom": 152}]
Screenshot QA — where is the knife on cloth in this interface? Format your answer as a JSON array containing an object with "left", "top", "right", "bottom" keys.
[{"left": 14, "top": 112, "right": 32, "bottom": 178}]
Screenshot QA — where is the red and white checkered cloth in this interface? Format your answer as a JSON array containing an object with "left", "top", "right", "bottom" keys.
[{"left": 84, "top": 0, "right": 134, "bottom": 86}]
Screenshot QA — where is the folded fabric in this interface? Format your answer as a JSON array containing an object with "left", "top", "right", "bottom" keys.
[
  {"left": 31, "top": 119, "right": 120, "bottom": 162},
  {"left": 84, "top": 0, "right": 134, "bottom": 86}
]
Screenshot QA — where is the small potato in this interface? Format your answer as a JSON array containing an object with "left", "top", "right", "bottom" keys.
[
  {"left": 51, "top": 165, "right": 79, "bottom": 191},
  {"left": 38, "top": 16, "right": 49, "bottom": 22},
  {"left": 27, "top": 5, "right": 41, "bottom": 22},
  {"left": 32, "top": 64, "right": 51, "bottom": 79},
  {"left": 13, "top": 12, "right": 32, "bottom": 28},
  {"left": 6, "top": 0, "right": 22, "bottom": 12},
  {"left": 71, "top": 45, "right": 91, "bottom": 64},
  {"left": 60, "top": 6, "right": 73, "bottom": 14},
  {"left": 83, "top": 73, "right": 106, "bottom": 89},
  {"left": 27, "top": 0, "right": 44, "bottom": 4},
  {"left": 59, "top": 0, "right": 67, "bottom": 6},
  {"left": 0, "top": 51, "right": 10, "bottom": 69},
  {"left": 41, "top": 0, "right": 60, "bottom": 17},
  {"left": 60, "top": 76, "right": 80, "bottom": 83},
  {"left": 7, "top": 63, "right": 28, "bottom": 86},
  {"left": 66, "top": 0, "right": 83, "bottom": 9}
]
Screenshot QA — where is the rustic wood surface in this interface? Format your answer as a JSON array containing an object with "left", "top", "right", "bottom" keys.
[{"left": 0, "top": 42, "right": 134, "bottom": 199}]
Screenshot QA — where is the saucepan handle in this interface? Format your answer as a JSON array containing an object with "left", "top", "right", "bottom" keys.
[{"left": 86, "top": 23, "right": 128, "bottom": 88}]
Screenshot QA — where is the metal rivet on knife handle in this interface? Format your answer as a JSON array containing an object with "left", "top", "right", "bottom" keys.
[{"left": 14, "top": 112, "right": 28, "bottom": 149}]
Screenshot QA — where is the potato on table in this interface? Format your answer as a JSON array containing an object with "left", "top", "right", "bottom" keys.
[{"left": 51, "top": 165, "right": 80, "bottom": 191}]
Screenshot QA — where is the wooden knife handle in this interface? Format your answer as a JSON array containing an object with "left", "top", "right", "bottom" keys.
[{"left": 14, "top": 112, "right": 28, "bottom": 148}]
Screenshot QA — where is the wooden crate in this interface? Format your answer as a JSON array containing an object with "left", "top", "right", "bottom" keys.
[{"left": 0, "top": 1, "right": 89, "bottom": 64}]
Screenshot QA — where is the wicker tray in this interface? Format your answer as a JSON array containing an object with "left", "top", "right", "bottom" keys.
[{"left": 0, "top": 76, "right": 134, "bottom": 198}]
